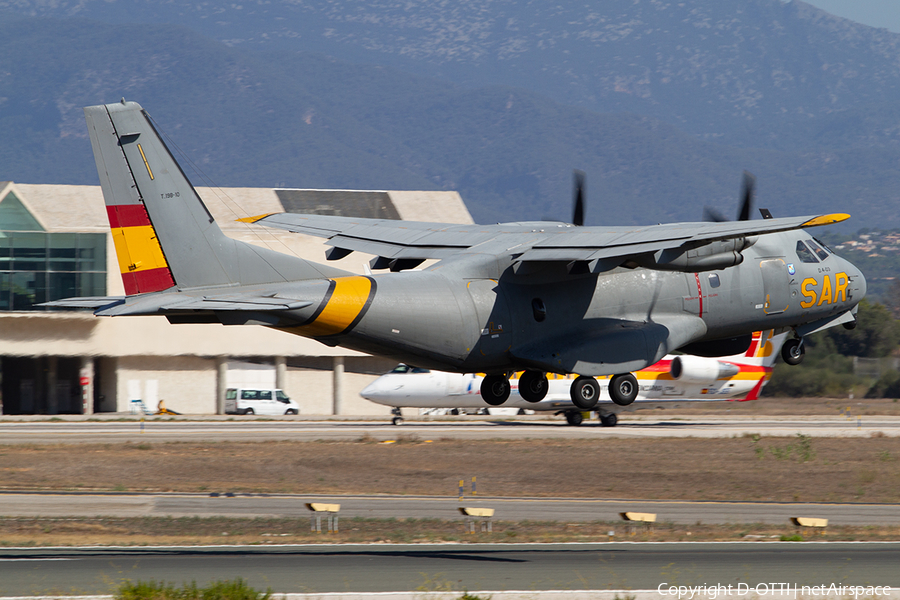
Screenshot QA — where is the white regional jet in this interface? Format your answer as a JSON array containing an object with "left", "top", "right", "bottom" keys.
[{"left": 362, "top": 331, "right": 787, "bottom": 426}]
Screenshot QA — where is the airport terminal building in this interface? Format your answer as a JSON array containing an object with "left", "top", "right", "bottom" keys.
[{"left": 0, "top": 181, "right": 473, "bottom": 415}]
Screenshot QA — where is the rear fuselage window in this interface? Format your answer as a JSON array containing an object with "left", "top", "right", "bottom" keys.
[{"left": 707, "top": 273, "right": 720, "bottom": 288}]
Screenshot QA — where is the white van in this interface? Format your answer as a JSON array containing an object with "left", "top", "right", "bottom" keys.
[{"left": 225, "top": 388, "right": 300, "bottom": 415}]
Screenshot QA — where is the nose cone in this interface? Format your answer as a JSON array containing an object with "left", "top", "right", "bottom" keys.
[
  {"left": 360, "top": 379, "right": 385, "bottom": 400},
  {"left": 857, "top": 268, "right": 868, "bottom": 301}
]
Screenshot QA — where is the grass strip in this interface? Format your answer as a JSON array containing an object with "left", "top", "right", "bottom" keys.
[{"left": 0, "top": 516, "right": 895, "bottom": 545}]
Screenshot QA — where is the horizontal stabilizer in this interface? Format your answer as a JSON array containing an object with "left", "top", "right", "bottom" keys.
[
  {"left": 40, "top": 297, "right": 125, "bottom": 309},
  {"left": 159, "top": 297, "right": 313, "bottom": 311}
]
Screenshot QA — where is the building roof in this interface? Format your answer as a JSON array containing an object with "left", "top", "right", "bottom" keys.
[{"left": 13, "top": 184, "right": 473, "bottom": 231}]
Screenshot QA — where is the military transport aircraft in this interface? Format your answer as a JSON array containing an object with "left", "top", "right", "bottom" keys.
[{"left": 49, "top": 100, "right": 867, "bottom": 412}]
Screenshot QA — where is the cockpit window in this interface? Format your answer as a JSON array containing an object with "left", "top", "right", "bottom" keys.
[
  {"left": 795, "top": 241, "right": 819, "bottom": 263},
  {"left": 411, "top": 367, "right": 431, "bottom": 374},
  {"left": 812, "top": 236, "right": 834, "bottom": 254},
  {"left": 390, "top": 364, "right": 411, "bottom": 374},
  {"left": 806, "top": 239, "right": 830, "bottom": 261}
]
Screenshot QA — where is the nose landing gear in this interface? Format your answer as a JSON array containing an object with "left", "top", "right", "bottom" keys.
[{"left": 781, "top": 338, "right": 805, "bottom": 365}]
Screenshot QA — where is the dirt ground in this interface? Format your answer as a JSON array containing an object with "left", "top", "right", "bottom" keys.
[
  {"left": 1, "top": 435, "right": 899, "bottom": 503},
  {"left": 0, "top": 516, "right": 893, "bottom": 546},
  {"left": 627, "top": 396, "right": 900, "bottom": 417}
]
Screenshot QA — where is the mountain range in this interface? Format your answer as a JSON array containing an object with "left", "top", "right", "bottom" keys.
[{"left": 1, "top": 0, "right": 899, "bottom": 228}]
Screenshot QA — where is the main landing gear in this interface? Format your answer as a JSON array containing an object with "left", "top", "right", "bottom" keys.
[
  {"left": 568, "top": 372, "right": 638, "bottom": 409},
  {"left": 562, "top": 410, "right": 619, "bottom": 427},
  {"left": 570, "top": 376, "right": 600, "bottom": 409},
  {"left": 781, "top": 338, "right": 805, "bottom": 366},
  {"left": 519, "top": 370, "right": 549, "bottom": 403},
  {"left": 608, "top": 373, "right": 638, "bottom": 406},
  {"left": 481, "top": 374, "right": 511, "bottom": 406}
]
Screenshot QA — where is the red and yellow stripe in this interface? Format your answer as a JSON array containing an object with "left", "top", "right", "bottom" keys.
[{"left": 107, "top": 204, "right": 175, "bottom": 295}]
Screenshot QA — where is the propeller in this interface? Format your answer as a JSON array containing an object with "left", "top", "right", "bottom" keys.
[
  {"left": 737, "top": 170, "right": 755, "bottom": 221},
  {"left": 703, "top": 170, "right": 756, "bottom": 222},
  {"left": 572, "top": 169, "right": 586, "bottom": 226}
]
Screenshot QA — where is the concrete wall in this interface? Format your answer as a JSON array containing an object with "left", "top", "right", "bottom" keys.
[
  {"left": 115, "top": 356, "right": 217, "bottom": 414},
  {"left": 97, "top": 356, "right": 118, "bottom": 413},
  {"left": 110, "top": 358, "right": 385, "bottom": 416},
  {"left": 283, "top": 368, "right": 383, "bottom": 416}
]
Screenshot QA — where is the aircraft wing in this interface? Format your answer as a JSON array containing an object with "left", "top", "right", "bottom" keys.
[
  {"left": 244, "top": 212, "right": 848, "bottom": 269},
  {"left": 242, "top": 213, "right": 500, "bottom": 260}
]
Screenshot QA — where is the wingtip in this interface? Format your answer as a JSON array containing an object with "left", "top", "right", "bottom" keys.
[
  {"left": 237, "top": 213, "right": 275, "bottom": 223},
  {"left": 801, "top": 213, "right": 850, "bottom": 228}
]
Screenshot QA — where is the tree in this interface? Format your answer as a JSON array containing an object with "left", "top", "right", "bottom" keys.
[
  {"left": 885, "top": 279, "right": 900, "bottom": 319},
  {"left": 826, "top": 299, "right": 900, "bottom": 358}
]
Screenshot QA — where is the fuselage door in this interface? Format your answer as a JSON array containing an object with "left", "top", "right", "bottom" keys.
[
  {"left": 759, "top": 258, "right": 789, "bottom": 315},
  {"left": 465, "top": 279, "right": 512, "bottom": 364}
]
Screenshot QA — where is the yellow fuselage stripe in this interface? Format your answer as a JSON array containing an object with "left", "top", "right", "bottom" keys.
[
  {"left": 111, "top": 225, "right": 169, "bottom": 274},
  {"left": 300, "top": 276, "right": 373, "bottom": 337}
]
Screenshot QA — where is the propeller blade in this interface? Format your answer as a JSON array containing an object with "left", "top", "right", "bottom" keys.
[
  {"left": 737, "top": 170, "right": 756, "bottom": 221},
  {"left": 702, "top": 206, "right": 728, "bottom": 222},
  {"left": 572, "top": 169, "right": 586, "bottom": 226}
]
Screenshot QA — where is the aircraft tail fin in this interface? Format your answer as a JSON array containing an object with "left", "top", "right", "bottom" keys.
[
  {"left": 84, "top": 100, "right": 345, "bottom": 295},
  {"left": 728, "top": 330, "right": 788, "bottom": 367},
  {"left": 740, "top": 376, "right": 766, "bottom": 401}
]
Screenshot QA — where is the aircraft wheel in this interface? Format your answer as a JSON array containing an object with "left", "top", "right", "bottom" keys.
[
  {"left": 392, "top": 416, "right": 404, "bottom": 426},
  {"left": 609, "top": 373, "right": 638, "bottom": 406},
  {"left": 600, "top": 413, "right": 618, "bottom": 427},
  {"left": 244, "top": 408, "right": 255, "bottom": 415},
  {"left": 570, "top": 376, "right": 600, "bottom": 410},
  {"left": 519, "top": 370, "right": 548, "bottom": 402},
  {"left": 782, "top": 338, "right": 805, "bottom": 365},
  {"left": 565, "top": 411, "right": 584, "bottom": 426},
  {"left": 481, "top": 374, "right": 511, "bottom": 406}
]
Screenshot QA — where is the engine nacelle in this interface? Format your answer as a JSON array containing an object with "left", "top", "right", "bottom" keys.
[
  {"left": 633, "top": 237, "right": 757, "bottom": 272},
  {"left": 670, "top": 355, "right": 740, "bottom": 385}
]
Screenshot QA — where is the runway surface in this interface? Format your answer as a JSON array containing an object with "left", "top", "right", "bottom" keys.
[
  {"left": 0, "top": 416, "right": 897, "bottom": 443},
  {"left": 0, "top": 542, "right": 898, "bottom": 594},
  {"left": 3, "top": 492, "right": 900, "bottom": 525}
]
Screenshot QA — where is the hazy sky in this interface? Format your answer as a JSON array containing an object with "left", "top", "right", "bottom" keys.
[{"left": 803, "top": 0, "right": 900, "bottom": 33}]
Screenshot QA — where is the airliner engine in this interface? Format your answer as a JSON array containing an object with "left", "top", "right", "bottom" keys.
[{"left": 669, "top": 355, "right": 740, "bottom": 385}]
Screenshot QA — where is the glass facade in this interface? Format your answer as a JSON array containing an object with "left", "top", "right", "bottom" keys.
[{"left": 0, "top": 191, "right": 106, "bottom": 311}]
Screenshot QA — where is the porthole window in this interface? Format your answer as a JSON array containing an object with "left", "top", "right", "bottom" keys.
[
  {"left": 532, "top": 298, "right": 546, "bottom": 322},
  {"left": 707, "top": 273, "right": 720, "bottom": 288}
]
